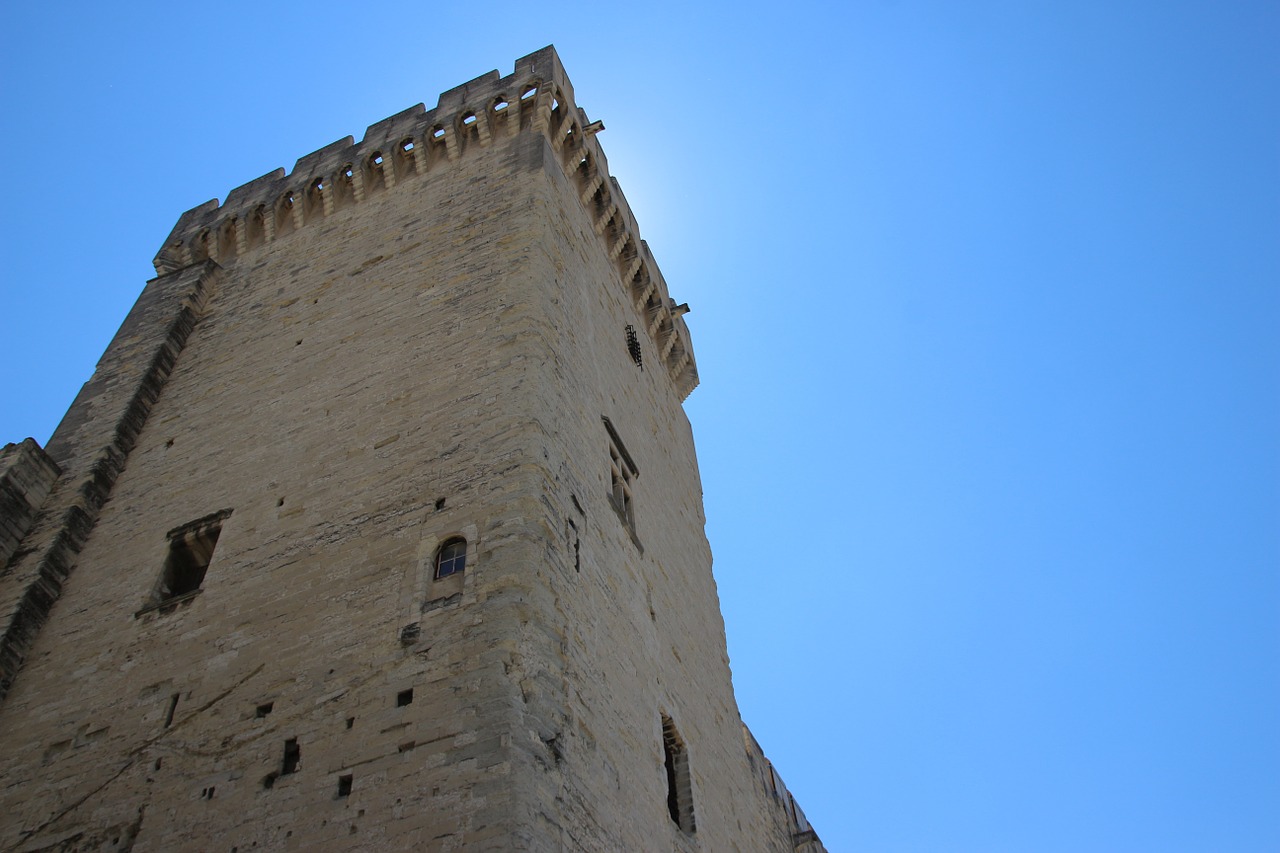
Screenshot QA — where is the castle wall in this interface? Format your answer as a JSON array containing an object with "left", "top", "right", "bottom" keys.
[
  {"left": 0, "top": 128, "right": 559, "bottom": 852},
  {"left": 0, "top": 440, "right": 60, "bottom": 571},
  {"left": 0, "top": 261, "right": 218, "bottom": 703},
  {"left": 0, "top": 47, "right": 823, "bottom": 853}
]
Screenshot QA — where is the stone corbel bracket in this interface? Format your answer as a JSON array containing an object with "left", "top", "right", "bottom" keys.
[{"left": 151, "top": 45, "right": 698, "bottom": 402}]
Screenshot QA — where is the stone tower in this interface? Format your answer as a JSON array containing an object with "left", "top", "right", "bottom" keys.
[{"left": 0, "top": 47, "right": 824, "bottom": 852}]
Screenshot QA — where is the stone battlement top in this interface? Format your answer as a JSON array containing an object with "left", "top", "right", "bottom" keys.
[{"left": 152, "top": 46, "right": 698, "bottom": 400}]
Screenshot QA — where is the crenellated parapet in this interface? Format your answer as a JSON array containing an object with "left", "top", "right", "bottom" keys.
[{"left": 152, "top": 45, "right": 699, "bottom": 401}]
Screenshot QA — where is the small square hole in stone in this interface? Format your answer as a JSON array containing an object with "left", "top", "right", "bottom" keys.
[{"left": 396, "top": 689, "right": 413, "bottom": 707}]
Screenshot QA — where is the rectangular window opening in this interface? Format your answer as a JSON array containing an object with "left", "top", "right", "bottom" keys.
[
  {"left": 155, "top": 509, "right": 232, "bottom": 605},
  {"left": 396, "top": 688, "right": 414, "bottom": 707},
  {"left": 603, "top": 417, "right": 639, "bottom": 539},
  {"left": 337, "top": 774, "right": 353, "bottom": 798},
  {"left": 281, "top": 738, "right": 301, "bottom": 775}
]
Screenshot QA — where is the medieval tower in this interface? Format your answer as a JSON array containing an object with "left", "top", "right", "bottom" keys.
[{"left": 0, "top": 47, "right": 824, "bottom": 852}]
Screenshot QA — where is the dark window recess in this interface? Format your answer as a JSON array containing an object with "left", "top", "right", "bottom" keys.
[
  {"left": 255, "top": 702, "right": 274, "bottom": 718},
  {"left": 662, "top": 714, "right": 696, "bottom": 833},
  {"left": 156, "top": 510, "right": 232, "bottom": 603},
  {"left": 625, "top": 324, "right": 643, "bottom": 369},
  {"left": 164, "top": 693, "right": 179, "bottom": 728},
  {"left": 337, "top": 774, "right": 353, "bottom": 798},
  {"left": 281, "top": 738, "right": 301, "bottom": 775},
  {"left": 396, "top": 689, "right": 414, "bottom": 707},
  {"left": 434, "top": 538, "right": 466, "bottom": 579},
  {"left": 160, "top": 529, "right": 218, "bottom": 597}
]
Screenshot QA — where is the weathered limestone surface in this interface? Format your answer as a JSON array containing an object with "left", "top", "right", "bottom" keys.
[
  {"left": 0, "top": 263, "right": 218, "bottom": 701},
  {"left": 0, "top": 439, "right": 60, "bottom": 570},
  {"left": 0, "top": 47, "right": 824, "bottom": 852}
]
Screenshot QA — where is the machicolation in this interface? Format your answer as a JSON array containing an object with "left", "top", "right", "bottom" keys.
[{"left": 154, "top": 50, "right": 697, "bottom": 400}]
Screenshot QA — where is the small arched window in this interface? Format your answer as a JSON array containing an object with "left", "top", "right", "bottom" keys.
[{"left": 434, "top": 537, "right": 467, "bottom": 579}]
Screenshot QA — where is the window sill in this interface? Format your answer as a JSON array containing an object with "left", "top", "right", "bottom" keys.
[{"left": 135, "top": 589, "right": 202, "bottom": 619}]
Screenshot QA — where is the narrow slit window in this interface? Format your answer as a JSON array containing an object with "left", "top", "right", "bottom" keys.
[
  {"left": 662, "top": 714, "right": 695, "bottom": 833},
  {"left": 281, "top": 738, "right": 301, "bottom": 775}
]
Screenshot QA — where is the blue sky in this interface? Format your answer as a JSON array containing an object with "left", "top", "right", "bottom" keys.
[{"left": 2, "top": 2, "right": 1277, "bottom": 850}]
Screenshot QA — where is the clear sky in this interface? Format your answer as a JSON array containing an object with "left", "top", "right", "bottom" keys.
[{"left": 2, "top": 2, "right": 1277, "bottom": 850}]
